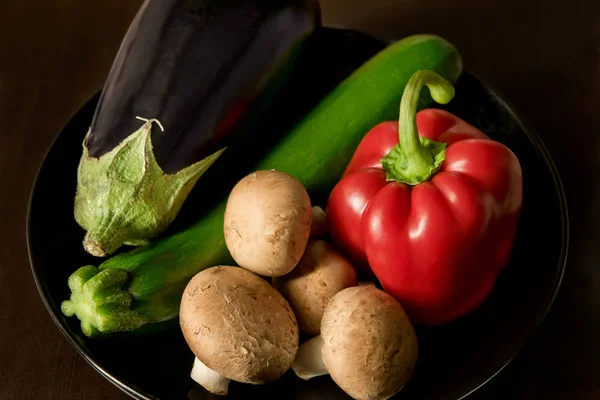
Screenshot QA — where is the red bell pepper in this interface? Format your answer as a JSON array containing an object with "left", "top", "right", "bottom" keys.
[{"left": 326, "top": 70, "right": 523, "bottom": 326}]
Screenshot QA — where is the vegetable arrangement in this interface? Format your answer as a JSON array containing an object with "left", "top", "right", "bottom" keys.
[
  {"left": 62, "top": 32, "right": 462, "bottom": 337},
  {"left": 180, "top": 169, "right": 419, "bottom": 399},
  {"left": 58, "top": 2, "right": 525, "bottom": 397}
]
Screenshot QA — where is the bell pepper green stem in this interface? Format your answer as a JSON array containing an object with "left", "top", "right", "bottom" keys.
[
  {"left": 381, "top": 70, "right": 455, "bottom": 185},
  {"left": 398, "top": 70, "right": 455, "bottom": 163}
]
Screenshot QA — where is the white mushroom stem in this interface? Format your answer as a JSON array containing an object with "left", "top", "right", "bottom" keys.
[
  {"left": 310, "top": 206, "right": 328, "bottom": 238},
  {"left": 291, "top": 335, "right": 329, "bottom": 380},
  {"left": 190, "top": 357, "right": 231, "bottom": 395}
]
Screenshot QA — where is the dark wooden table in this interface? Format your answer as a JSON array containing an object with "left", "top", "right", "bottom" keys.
[{"left": 1, "top": 0, "right": 598, "bottom": 399}]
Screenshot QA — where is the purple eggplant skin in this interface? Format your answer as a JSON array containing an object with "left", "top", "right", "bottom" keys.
[
  {"left": 74, "top": 0, "right": 319, "bottom": 258},
  {"left": 85, "top": 0, "right": 320, "bottom": 174}
]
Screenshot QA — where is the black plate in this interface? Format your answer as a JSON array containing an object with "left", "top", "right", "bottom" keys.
[{"left": 27, "top": 27, "right": 568, "bottom": 400}]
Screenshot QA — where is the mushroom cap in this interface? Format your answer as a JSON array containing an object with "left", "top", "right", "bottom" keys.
[
  {"left": 320, "top": 286, "right": 419, "bottom": 400},
  {"left": 180, "top": 266, "right": 299, "bottom": 385},
  {"left": 273, "top": 240, "right": 357, "bottom": 335},
  {"left": 224, "top": 170, "right": 312, "bottom": 277}
]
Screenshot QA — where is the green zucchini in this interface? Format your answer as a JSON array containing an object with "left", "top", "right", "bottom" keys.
[{"left": 61, "top": 33, "right": 463, "bottom": 338}]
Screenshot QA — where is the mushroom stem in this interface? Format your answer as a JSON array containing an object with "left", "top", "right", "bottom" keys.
[
  {"left": 190, "top": 357, "right": 231, "bottom": 395},
  {"left": 291, "top": 335, "right": 329, "bottom": 380},
  {"left": 310, "top": 206, "right": 328, "bottom": 238}
]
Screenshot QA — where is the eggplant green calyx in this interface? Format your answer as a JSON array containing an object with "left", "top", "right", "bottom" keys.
[
  {"left": 381, "top": 70, "right": 454, "bottom": 185},
  {"left": 74, "top": 117, "right": 226, "bottom": 257},
  {"left": 61, "top": 265, "right": 148, "bottom": 338}
]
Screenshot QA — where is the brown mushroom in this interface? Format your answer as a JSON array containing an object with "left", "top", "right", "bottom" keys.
[
  {"left": 291, "top": 286, "right": 419, "bottom": 400},
  {"left": 358, "top": 281, "right": 377, "bottom": 288},
  {"left": 309, "top": 205, "right": 328, "bottom": 238},
  {"left": 180, "top": 266, "right": 299, "bottom": 395},
  {"left": 224, "top": 170, "right": 312, "bottom": 277},
  {"left": 273, "top": 239, "right": 357, "bottom": 336}
]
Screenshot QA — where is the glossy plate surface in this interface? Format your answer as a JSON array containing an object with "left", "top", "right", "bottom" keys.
[{"left": 27, "top": 28, "right": 568, "bottom": 400}]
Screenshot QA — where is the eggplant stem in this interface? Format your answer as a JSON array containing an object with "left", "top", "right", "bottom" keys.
[{"left": 135, "top": 116, "right": 164, "bottom": 132}]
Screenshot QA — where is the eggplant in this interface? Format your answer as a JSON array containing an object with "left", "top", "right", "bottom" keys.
[{"left": 74, "top": 0, "right": 319, "bottom": 257}]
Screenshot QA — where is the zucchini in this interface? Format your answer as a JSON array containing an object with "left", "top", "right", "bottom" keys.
[
  {"left": 62, "top": 31, "right": 463, "bottom": 338},
  {"left": 75, "top": 0, "right": 319, "bottom": 257}
]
